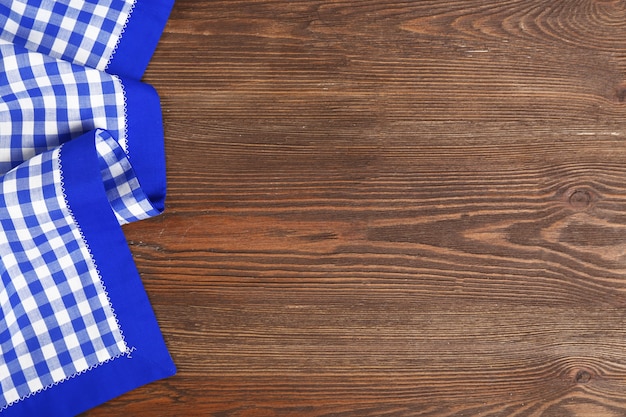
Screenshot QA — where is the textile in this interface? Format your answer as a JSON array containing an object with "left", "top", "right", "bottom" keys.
[{"left": 0, "top": 1, "right": 177, "bottom": 416}]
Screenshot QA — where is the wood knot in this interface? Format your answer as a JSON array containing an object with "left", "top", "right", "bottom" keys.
[
  {"left": 574, "top": 369, "right": 592, "bottom": 384},
  {"left": 568, "top": 189, "right": 593, "bottom": 210}
]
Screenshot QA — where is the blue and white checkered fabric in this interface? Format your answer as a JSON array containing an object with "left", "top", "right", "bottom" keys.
[
  {"left": 0, "top": 39, "right": 125, "bottom": 175},
  {"left": 96, "top": 129, "right": 160, "bottom": 225},
  {"left": 0, "top": 0, "right": 135, "bottom": 71},
  {"left": 0, "top": 142, "right": 128, "bottom": 409},
  {"left": 0, "top": 1, "right": 176, "bottom": 415}
]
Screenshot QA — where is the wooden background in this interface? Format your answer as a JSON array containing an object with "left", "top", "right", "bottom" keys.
[{"left": 84, "top": 0, "right": 626, "bottom": 416}]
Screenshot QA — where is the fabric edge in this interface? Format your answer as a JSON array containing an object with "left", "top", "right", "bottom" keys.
[
  {"left": 106, "top": 0, "right": 176, "bottom": 79},
  {"left": 121, "top": 77, "right": 167, "bottom": 213}
]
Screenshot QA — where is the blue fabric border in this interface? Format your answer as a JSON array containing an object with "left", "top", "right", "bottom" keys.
[
  {"left": 107, "top": 0, "right": 176, "bottom": 79},
  {"left": 122, "top": 77, "right": 167, "bottom": 212},
  {"left": 2, "top": 131, "right": 176, "bottom": 417}
]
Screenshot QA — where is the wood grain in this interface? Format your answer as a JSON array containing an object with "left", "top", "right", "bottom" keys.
[{"left": 83, "top": 0, "right": 626, "bottom": 415}]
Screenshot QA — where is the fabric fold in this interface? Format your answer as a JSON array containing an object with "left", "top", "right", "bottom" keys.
[
  {"left": 122, "top": 78, "right": 167, "bottom": 212},
  {"left": 0, "top": 40, "right": 167, "bottom": 210},
  {"left": 0, "top": 39, "right": 125, "bottom": 174},
  {"left": 0, "top": 130, "right": 174, "bottom": 417},
  {"left": 96, "top": 129, "right": 162, "bottom": 224}
]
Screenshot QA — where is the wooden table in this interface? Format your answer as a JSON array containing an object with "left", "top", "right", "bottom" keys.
[{"left": 84, "top": 1, "right": 626, "bottom": 415}]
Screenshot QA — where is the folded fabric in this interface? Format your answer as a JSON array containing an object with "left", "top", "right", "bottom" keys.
[
  {"left": 0, "top": 39, "right": 166, "bottom": 214},
  {"left": 0, "top": 1, "right": 177, "bottom": 416}
]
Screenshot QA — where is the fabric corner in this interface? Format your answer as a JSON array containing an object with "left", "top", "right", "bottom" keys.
[{"left": 106, "top": 0, "right": 177, "bottom": 79}]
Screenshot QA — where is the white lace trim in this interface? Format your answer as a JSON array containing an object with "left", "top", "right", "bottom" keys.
[
  {"left": 0, "top": 347, "right": 135, "bottom": 412},
  {"left": 112, "top": 75, "right": 129, "bottom": 155},
  {"left": 103, "top": 0, "right": 138, "bottom": 71}
]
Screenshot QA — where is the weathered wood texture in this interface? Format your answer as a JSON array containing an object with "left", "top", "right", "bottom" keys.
[{"left": 83, "top": 0, "right": 626, "bottom": 416}]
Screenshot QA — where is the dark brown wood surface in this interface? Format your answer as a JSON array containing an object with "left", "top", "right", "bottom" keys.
[{"left": 83, "top": 1, "right": 626, "bottom": 416}]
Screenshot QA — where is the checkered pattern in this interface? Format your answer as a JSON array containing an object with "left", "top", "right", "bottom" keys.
[
  {"left": 95, "top": 129, "right": 160, "bottom": 225},
  {"left": 0, "top": 0, "right": 136, "bottom": 71},
  {"left": 0, "top": 1, "right": 173, "bottom": 413},
  {"left": 0, "top": 39, "right": 126, "bottom": 175},
  {"left": 0, "top": 145, "right": 128, "bottom": 409}
]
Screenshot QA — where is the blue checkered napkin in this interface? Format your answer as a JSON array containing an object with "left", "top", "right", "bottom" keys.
[
  {"left": 0, "top": 142, "right": 128, "bottom": 409},
  {"left": 0, "top": 39, "right": 125, "bottom": 176},
  {"left": 0, "top": 0, "right": 135, "bottom": 72},
  {"left": 0, "top": 1, "right": 176, "bottom": 414}
]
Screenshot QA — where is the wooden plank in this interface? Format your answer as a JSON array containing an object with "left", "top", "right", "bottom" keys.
[{"left": 84, "top": 0, "right": 626, "bottom": 415}]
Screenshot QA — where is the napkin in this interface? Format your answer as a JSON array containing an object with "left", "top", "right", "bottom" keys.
[{"left": 0, "top": 1, "right": 177, "bottom": 416}]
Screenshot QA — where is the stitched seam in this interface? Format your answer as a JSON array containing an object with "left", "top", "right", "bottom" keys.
[
  {"left": 103, "top": 0, "right": 138, "bottom": 71},
  {"left": 0, "top": 347, "right": 136, "bottom": 412},
  {"left": 112, "top": 75, "right": 129, "bottom": 155}
]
